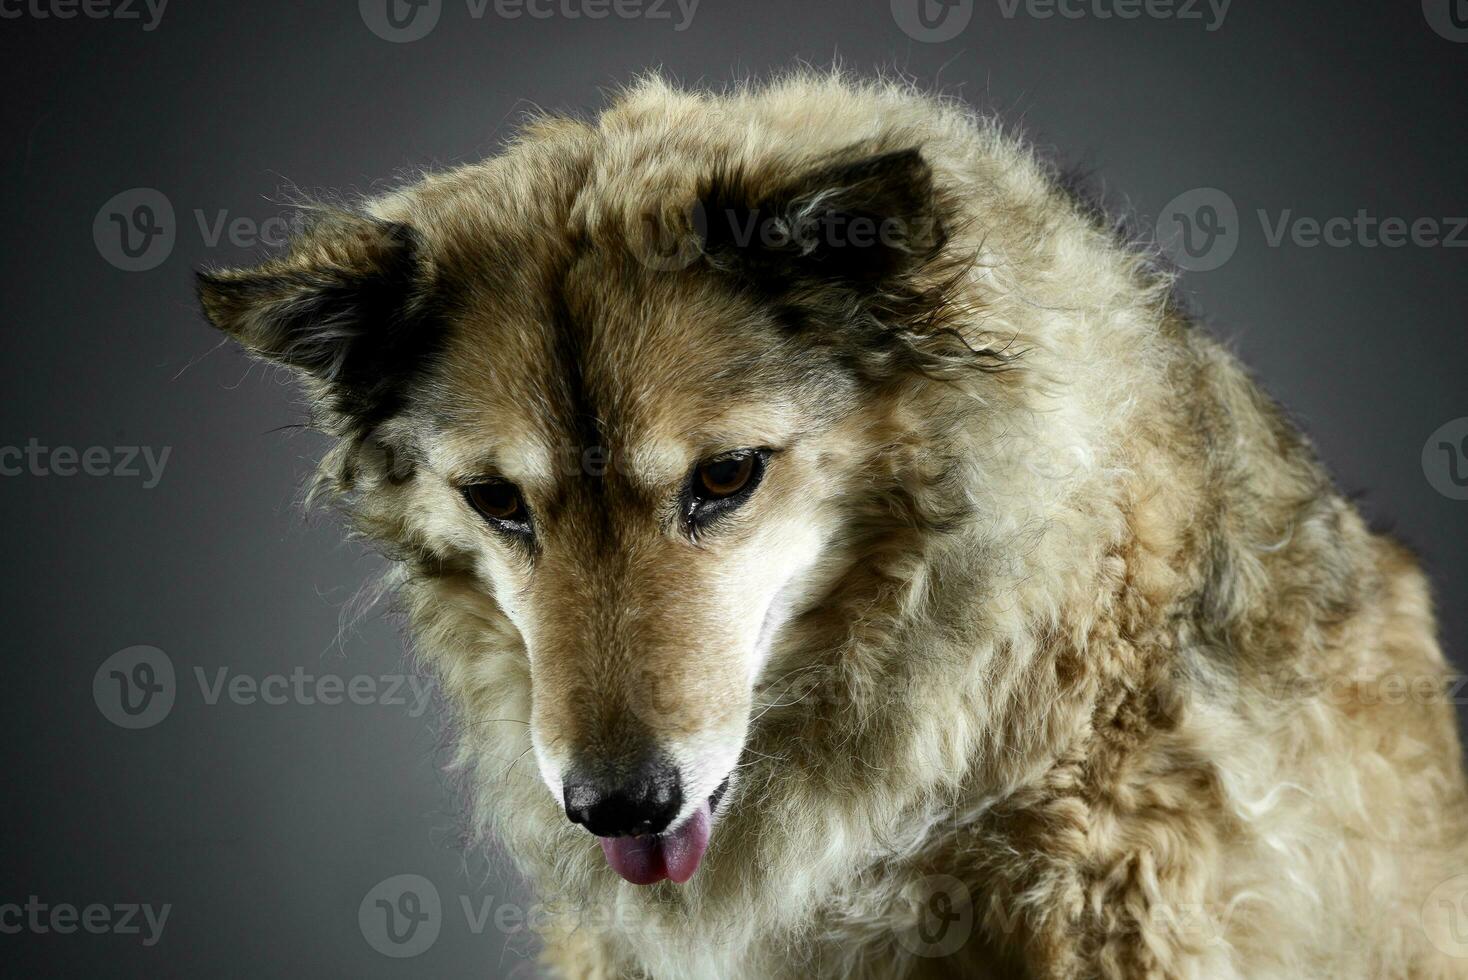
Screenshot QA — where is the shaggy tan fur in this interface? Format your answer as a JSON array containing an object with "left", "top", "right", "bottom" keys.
[{"left": 198, "top": 72, "right": 1468, "bottom": 978}]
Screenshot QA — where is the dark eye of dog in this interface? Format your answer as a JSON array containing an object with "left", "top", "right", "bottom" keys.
[
  {"left": 698, "top": 455, "right": 756, "bottom": 498},
  {"left": 684, "top": 450, "right": 767, "bottom": 534},
  {"left": 463, "top": 481, "right": 531, "bottom": 533}
]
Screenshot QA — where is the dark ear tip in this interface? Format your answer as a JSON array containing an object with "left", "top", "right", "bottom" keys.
[
  {"left": 194, "top": 267, "right": 231, "bottom": 309},
  {"left": 194, "top": 267, "right": 253, "bottom": 329},
  {"left": 857, "top": 145, "right": 926, "bottom": 169},
  {"left": 865, "top": 146, "right": 933, "bottom": 187},
  {"left": 380, "top": 221, "right": 415, "bottom": 243},
  {"left": 195, "top": 270, "right": 228, "bottom": 331}
]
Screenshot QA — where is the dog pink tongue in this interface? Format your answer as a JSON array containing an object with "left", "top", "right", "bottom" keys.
[{"left": 598, "top": 802, "right": 711, "bottom": 885}]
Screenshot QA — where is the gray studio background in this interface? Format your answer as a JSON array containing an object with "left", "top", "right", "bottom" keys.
[{"left": 1, "top": 1, "right": 1465, "bottom": 976}]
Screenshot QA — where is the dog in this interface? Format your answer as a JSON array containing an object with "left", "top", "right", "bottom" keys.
[{"left": 196, "top": 71, "right": 1468, "bottom": 978}]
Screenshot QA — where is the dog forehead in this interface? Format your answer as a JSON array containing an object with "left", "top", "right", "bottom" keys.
[{"left": 425, "top": 260, "right": 799, "bottom": 489}]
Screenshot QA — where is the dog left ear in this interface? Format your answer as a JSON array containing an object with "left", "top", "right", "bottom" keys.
[
  {"left": 195, "top": 214, "right": 444, "bottom": 434},
  {"left": 700, "top": 146, "right": 948, "bottom": 288}
]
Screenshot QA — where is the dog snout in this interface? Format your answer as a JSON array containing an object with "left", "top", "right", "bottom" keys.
[{"left": 562, "top": 755, "right": 683, "bottom": 838}]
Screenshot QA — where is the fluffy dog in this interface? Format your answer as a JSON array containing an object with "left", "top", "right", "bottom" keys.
[{"left": 197, "top": 72, "right": 1468, "bottom": 978}]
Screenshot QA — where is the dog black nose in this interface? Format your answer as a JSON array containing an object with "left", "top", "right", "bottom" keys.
[{"left": 562, "top": 757, "right": 683, "bottom": 837}]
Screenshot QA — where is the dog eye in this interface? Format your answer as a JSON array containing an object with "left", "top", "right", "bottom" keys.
[
  {"left": 684, "top": 449, "right": 767, "bottom": 535},
  {"left": 463, "top": 481, "right": 531, "bottom": 532},
  {"left": 696, "top": 454, "right": 757, "bottom": 499}
]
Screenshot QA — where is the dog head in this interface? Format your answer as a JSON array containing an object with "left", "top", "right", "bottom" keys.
[{"left": 197, "top": 111, "right": 995, "bottom": 884}]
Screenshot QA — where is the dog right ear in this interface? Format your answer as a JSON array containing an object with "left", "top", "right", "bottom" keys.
[
  {"left": 195, "top": 214, "right": 445, "bottom": 433},
  {"left": 698, "top": 146, "right": 949, "bottom": 290},
  {"left": 695, "top": 145, "right": 1012, "bottom": 381}
]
